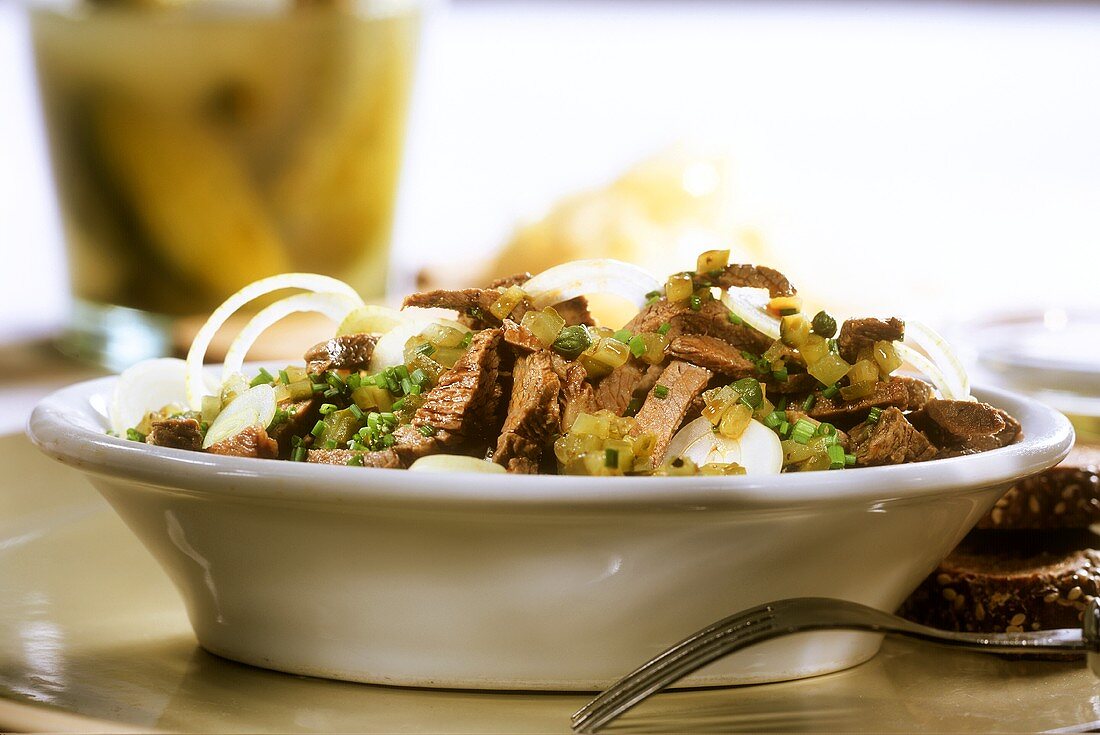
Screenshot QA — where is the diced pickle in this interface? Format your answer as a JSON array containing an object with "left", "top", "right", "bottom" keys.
[
  {"left": 520, "top": 307, "right": 566, "bottom": 348},
  {"left": 420, "top": 323, "right": 467, "bottom": 349},
  {"left": 798, "top": 334, "right": 830, "bottom": 367},
  {"left": 696, "top": 249, "right": 730, "bottom": 272},
  {"left": 808, "top": 353, "right": 851, "bottom": 387},
  {"left": 872, "top": 340, "right": 903, "bottom": 376},
  {"left": 718, "top": 403, "right": 753, "bottom": 439},
  {"left": 490, "top": 285, "right": 527, "bottom": 320},
  {"left": 665, "top": 272, "right": 693, "bottom": 302},
  {"left": 780, "top": 314, "right": 811, "bottom": 348},
  {"left": 638, "top": 332, "right": 669, "bottom": 365}
]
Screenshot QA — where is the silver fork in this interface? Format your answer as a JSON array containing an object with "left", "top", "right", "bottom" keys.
[{"left": 571, "top": 597, "right": 1100, "bottom": 734}]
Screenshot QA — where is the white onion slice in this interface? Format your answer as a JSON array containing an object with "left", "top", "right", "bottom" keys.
[
  {"left": 720, "top": 288, "right": 781, "bottom": 341},
  {"left": 370, "top": 321, "right": 426, "bottom": 372},
  {"left": 202, "top": 384, "right": 277, "bottom": 449},
  {"left": 408, "top": 454, "right": 507, "bottom": 474},
  {"left": 522, "top": 258, "right": 662, "bottom": 309},
  {"left": 221, "top": 292, "right": 362, "bottom": 384},
  {"left": 110, "top": 358, "right": 192, "bottom": 435},
  {"left": 901, "top": 319, "right": 971, "bottom": 401},
  {"left": 664, "top": 417, "right": 782, "bottom": 475},
  {"left": 185, "top": 273, "right": 364, "bottom": 409}
]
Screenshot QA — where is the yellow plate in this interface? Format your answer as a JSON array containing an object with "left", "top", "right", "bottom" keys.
[{"left": 2, "top": 431, "right": 1099, "bottom": 733}]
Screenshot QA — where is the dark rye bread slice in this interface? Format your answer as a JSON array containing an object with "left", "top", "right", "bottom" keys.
[
  {"left": 898, "top": 530, "right": 1100, "bottom": 638},
  {"left": 977, "top": 445, "right": 1100, "bottom": 530}
]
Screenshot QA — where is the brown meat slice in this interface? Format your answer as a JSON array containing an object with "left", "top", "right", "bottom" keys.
[
  {"left": 694, "top": 263, "right": 796, "bottom": 297},
  {"left": 488, "top": 273, "right": 594, "bottom": 326},
  {"left": 307, "top": 448, "right": 402, "bottom": 468},
  {"left": 403, "top": 288, "right": 528, "bottom": 329},
  {"left": 631, "top": 361, "right": 712, "bottom": 466},
  {"left": 493, "top": 351, "right": 562, "bottom": 473},
  {"left": 206, "top": 425, "right": 280, "bottom": 459},
  {"left": 848, "top": 407, "right": 937, "bottom": 466},
  {"left": 559, "top": 361, "right": 599, "bottom": 431},
  {"left": 147, "top": 417, "right": 203, "bottom": 451},
  {"left": 910, "top": 399, "right": 1022, "bottom": 457},
  {"left": 836, "top": 317, "right": 905, "bottom": 363},
  {"left": 668, "top": 335, "right": 758, "bottom": 378},
  {"left": 592, "top": 361, "right": 665, "bottom": 416},
  {"left": 268, "top": 397, "right": 321, "bottom": 459},
  {"left": 764, "top": 372, "right": 819, "bottom": 396},
  {"left": 502, "top": 319, "right": 543, "bottom": 353},
  {"left": 808, "top": 376, "right": 933, "bottom": 424},
  {"left": 304, "top": 333, "right": 378, "bottom": 374}
]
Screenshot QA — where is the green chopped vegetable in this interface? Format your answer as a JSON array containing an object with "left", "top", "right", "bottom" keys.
[
  {"left": 868, "top": 407, "right": 883, "bottom": 423},
  {"left": 291, "top": 446, "right": 308, "bottom": 462},
  {"left": 125, "top": 428, "right": 146, "bottom": 443},
  {"left": 418, "top": 424, "right": 435, "bottom": 437},
  {"left": 653, "top": 385, "right": 670, "bottom": 399},
  {"left": 822, "top": 384, "right": 840, "bottom": 398},
  {"left": 552, "top": 325, "right": 592, "bottom": 359},
  {"left": 657, "top": 322, "right": 672, "bottom": 335},
  {"left": 791, "top": 418, "right": 816, "bottom": 445},
  {"left": 605, "top": 447, "right": 619, "bottom": 468},
  {"left": 827, "top": 444, "right": 846, "bottom": 469},
  {"left": 347, "top": 455, "right": 364, "bottom": 467},
  {"left": 728, "top": 312, "right": 743, "bottom": 326},
  {"left": 732, "top": 378, "right": 763, "bottom": 409},
  {"left": 802, "top": 394, "right": 816, "bottom": 411},
  {"left": 319, "top": 403, "right": 337, "bottom": 415},
  {"left": 811, "top": 311, "right": 837, "bottom": 338},
  {"left": 628, "top": 334, "right": 647, "bottom": 358},
  {"left": 612, "top": 329, "right": 632, "bottom": 344}
]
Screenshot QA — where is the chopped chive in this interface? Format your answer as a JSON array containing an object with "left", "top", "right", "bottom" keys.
[
  {"left": 728, "top": 312, "right": 744, "bottom": 325},
  {"left": 400, "top": 377, "right": 414, "bottom": 395},
  {"left": 605, "top": 447, "right": 620, "bottom": 468},
  {"left": 628, "top": 334, "right": 647, "bottom": 358},
  {"left": 845, "top": 453, "right": 857, "bottom": 467},
  {"left": 393, "top": 365, "right": 410, "bottom": 381},
  {"left": 291, "top": 435, "right": 302, "bottom": 447},
  {"left": 776, "top": 396, "right": 788, "bottom": 411},
  {"left": 772, "top": 368, "right": 789, "bottom": 382},
  {"left": 827, "top": 444, "right": 846, "bottom": 469},
  {"left": 324, "top": 439, "right": 337, "bottom": 450},
  {"left": 763, "top": 411, "right": 784, "bottom": 430},
  {"left": 250, "top": 368, "right": 275, "bottom": 387},
  {"left": 391, "top": 398, "right": 406, "bottom": 412},
  {"left": 310, "top": 420, "right": 326, "bottom": 437},
  {"left": 410, "top": 368, "right": 429, "bottom": 387},
  {"left": 319, "top": 403, "right": 337, "bottom": 415},
  {"left": 324, "top": 387, "right": 341, "bottom": 398},
  {"left": 291, "top": 446, "right": 308, "bottom": 462},
  {"left": 348, "top": 404, "right": 364, "bottom": 420},
  {"left": 347, "top": 455, "right": 364, "bottom": 467},
  {"left": 815, "top": 422, "right": 837, "bottom": 437},
  {"left": 311, "top": 382, "right": 327, "bottom": 393},
  {"left": 418, "top": 424, "right": 436, "bottom": 437},
  {"left": 415, "top": 342, "right": 436, "bottom": 357},
  {"left": 688, "top": 294, "right": 702, "bottom": 311},
  {"left": 657, "top": 322, "right": 672, "bottom": 335},
  {"left": 791, "top": 418, "right": 816, "bottom": 445},
  {"left": 409, "top": 385, "right": 422, "bottom": 396},
  {"left": 822, "top": 384, "right": 840, "bottom": 398},
  {"left": 126, "top": 428, "right": 146, "bottom": 443},
  {"left": 653, "top": 385, "right": 670, "bottom": 399},
  {"left": 346, "top": 374, "right": 361, "bottom": 389},
  {"left": 802, "top": 394, "right": 816, "bottom": 412},
  {"left": 278, "top": 369, "right": 290, "bottom": 385},
  {"left": 382, "top": 433, "right": 396, "bottom": 448},
  {"left": 868, "top": 407, "right": 883, "bottom": 424},
  {"left": 460, "top": 332, "right": 473, "bottom": 348},
  {"left": 612, "top": 329, "right": 632, "bottom": 344},
  {"left": 778, "top": 420, "right": 791, "bottom": 438},
  {"left": 325, "top": 372, "right": 344, "bottom": 389},
  {"left": 645, "top": 289, "right": 662, "bottom": 305}
]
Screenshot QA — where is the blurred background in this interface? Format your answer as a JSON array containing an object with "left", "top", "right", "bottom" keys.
[{"left": 1, "top": 0, "right": 1099, "bottom": 429}]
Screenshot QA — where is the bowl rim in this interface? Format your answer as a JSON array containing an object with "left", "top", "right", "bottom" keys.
[{"left": 27, "top": 373, "right": 1074, "bottom": 513}]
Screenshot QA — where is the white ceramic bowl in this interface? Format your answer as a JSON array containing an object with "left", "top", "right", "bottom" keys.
[{"left": 28, "top": 375, "right": 1073, "bottom": 691}]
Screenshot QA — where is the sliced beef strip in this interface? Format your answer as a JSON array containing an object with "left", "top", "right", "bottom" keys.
[
  {"left": 307, "top": 448, "right": 402, "bottom": 468},
  {"left": 206, "top": 425, "right": 280, "bottom": 459},
  {"left": 268, "top": 397, "right": 321, "bottom": 459},
  {"left": 350, "top": 328, "right": 506, "bottom": 468},
  {"left": 304, "top": 333, "right": 378, "bottom": 374},
  {"left": 631, "top": 361, "right": 712, "bottom": 466},
  {"left": 667, "top": 335, "right": 757, "bottom": 378},
  {"left": 808, "top": 376, "right": 933, "bottom": 425},
  {"left": 625, "top": 298, "right": 770, "bottom": 353},
  {"left": 763, "top": 371, "right": 818, "bottom": 396},
  {"left": 836, "top": 317, "right": 905, "bottom": 363},
  {"left": 488, "top": 272, "right": 594, "bottom": 327},
  {"left": 147, "top": 417, "right": 203, "bottom": 451},
  {"left": 494, "top": 352, "right": 562, "bottom": 474},
  {"left": 502, "top": 319, "right": 543, "bottom": 353},
  {"left": 592, "top": 361, "right": 665, "bottom": 416},
  {"left": 559, "top": 361, "right": 599, "bottom": 432},
  {"left": 910, "top": 399, "right": 1022, "bottom": 457},
  {"left": 849, "top": 407, "right": 937, "bottom": 466},
  {"left": 693, "top": 263, "right": 796, "bottom": 297},
  {"left": 783, "top": 410, "right": 850, "bottom": 451},
  {"left": 402, "top": 288, "right": 527, "bottom": 329}
]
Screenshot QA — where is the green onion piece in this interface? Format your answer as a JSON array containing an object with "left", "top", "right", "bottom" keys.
[
  {"left": 868, "top": 407, "right": 883, "bottom": 424},
  {"left": 345, "top": 374, "right": 361, "bottom": 390},
  {"left": 292, "top": 446, "right": 308, "bottom": 462},
  {"left": 827, "top": 444, "right": 846, "bottom": 469},
  {"left": 728, "top": 312, "right": 744, "bottom": 326},
  {"left": 270, "top": 409, "right": 288, "bottom": 426},
  {"left": 418, "top": 424, "right": 435, "bottom": 437},
  {"left": 409, "top": 385, "right": 422, "bottom": 396},
  {"left": 776, "top": 397, "right": 788, "bottom": 411},
  {"left": 391, "top": 398, "right": 406, "bottom": 412},
  {"left": 460, "top": 332, "right": 473, "bottom": 349},
  {"left": 367, "top": 413, "right": 380, "bottom": 431},
  {"left": 323, "top": 387, "right": 341, "bottom": 399},
  {"left": 763, "top": 411, "right": 783, "bottom": 430},
  {"left": 688, "top": 294, "right": 702, "bottom": 311},
  {"left": 845, "top": 453, "right": 857, "bottom": 467},
  {"left": 612, "top": 329, "right": 632, "bottom": 344},
  {"left": 393, "top": 365, "right": 410, "bottom": 381},
  {"left": 291, "top": 435, "right": 302, "bottom": 447},
  {"left": 324, "top": 439, "right": 337, "bottom": 450},
  {"left": 348, "top": 404, "right": 364, "bottom": 420},
  {"left": 822, "top": 384, "right": 840, "bottom": 398},
  {"left": 778, "top": 421, "right": 791, "bottom": 438},
  {"left": 410, "top": 368, "right": 429, "bottom": 387},
  {"left": 325, "top": 371, "right": 344, "bottom": 389},
  {"left": 605, "top": 447, "right": 620, "bottom": 468},
  {"left": 311, "top": 382, "right": 327, "bottom": 393},
  {"left": 400, "top": 378, "right": 414, "bottom": 395},
  {"left": 732, "top": 378, "right": 763, "bottom": 409},
  {"left": 382, "top": 433, "right": 396, "bottom": 448},
  {"left": 250, "top": 368, "right": 274, "bottom": 387},
  {"left": 645, "top": 289, "right": 661, "bottom": 305},
  {"left": 653, "top": 385, "right": 670, "bottom": 399},
  {"left": 628, "top": 335, "right": 647, "bottom": 358},
  {"left": 791, "top": 418, "right": 816, "bottom": 445},
  {"left": 310, "top": 420, "right": 326, "bottom": 437},
  {"left": 415, "top": 342, "right": 436, "bottom": 357},
  {"left": 657, "top": 322, "right": 672, "bottom": 335},
  {"left": 126, "top": 428, "right": 146, "bottom": 443},
  {"left": 380, "top": 412, "right": 397, "bottom": 425},
  {"left": 278, "top": 369, "right": 290, "bottom": 385},
  {"left": 347, "top": 455, "right": 364, "bottom": 467},
  {"left": 772, "top": 368, "right": 789, "bottom": 381},
  {"left": 319, "top": 403, "right": 337, "bottom": 415},
  {"left": 816, "top": 422, "right": 837, "bottom": 436},
  {"left": 802, "top": 394, "right": 816, "bottom": 412},
  {"left": 779, "top": 308, "right": 798, "bottom": 317}
]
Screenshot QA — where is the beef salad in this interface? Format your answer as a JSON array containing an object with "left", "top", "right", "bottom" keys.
[{"left": 111, "top": 252, "right": 1020, "bottom": 476}]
